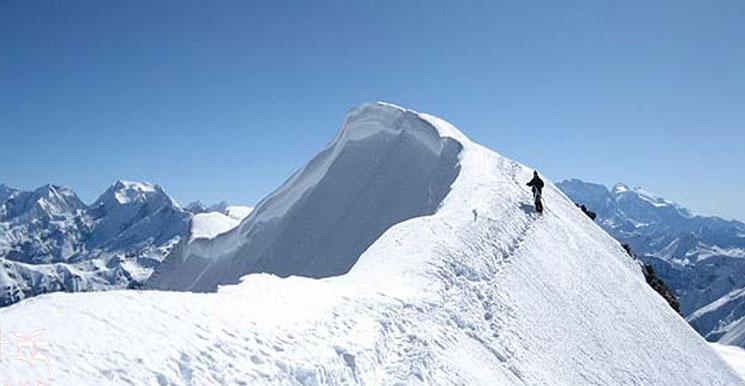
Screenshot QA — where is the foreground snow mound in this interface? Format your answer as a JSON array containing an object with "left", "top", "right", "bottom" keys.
[{"left": 1, "top": 103, "right": 741, "bottom": 385}]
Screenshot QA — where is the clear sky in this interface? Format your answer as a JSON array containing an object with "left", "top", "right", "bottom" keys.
[{"left": 1, "top": 1, "right": 744, "bottom": 220}]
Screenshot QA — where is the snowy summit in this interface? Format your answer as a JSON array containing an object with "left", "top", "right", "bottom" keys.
[{"left": 0, "top": 103, "right": 740, "bottom": 385}]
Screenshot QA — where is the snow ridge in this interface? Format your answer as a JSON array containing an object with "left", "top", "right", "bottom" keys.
[
  {"left": 1, "top": 103, "right": 740, "bottom": 385},
  {"left": 148, "top": 102, "right": 463, "bottom": 291}
]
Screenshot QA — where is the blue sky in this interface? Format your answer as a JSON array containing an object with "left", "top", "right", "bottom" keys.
[{"left": 1, "top": 1, "right": 744, "bottom": 220}]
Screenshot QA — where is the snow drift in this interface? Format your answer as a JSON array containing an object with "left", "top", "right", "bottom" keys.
[
  {"left": 147, "top": 104, "right": 461, "bottom": 291},
  {"left": 0, "top": 103, "right": 741, "bottom": 385}
]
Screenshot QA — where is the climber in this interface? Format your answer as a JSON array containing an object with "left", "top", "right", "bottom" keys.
[{"left": 526, "top": 171, "right": 544, "bottom": 213}]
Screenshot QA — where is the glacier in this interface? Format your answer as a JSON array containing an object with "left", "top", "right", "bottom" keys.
[{"left": 0, "top": 103, "right": 741, "bottom": 385}]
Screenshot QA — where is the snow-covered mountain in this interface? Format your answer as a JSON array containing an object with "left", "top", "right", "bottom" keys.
[
  {"left": 1, "top": 103, "right": 735, "bottom": 384},
  {"left": 0, "top": 184, "right": 88, "bottom": 263},
  {"left": 557, "top": 179, "right": 745, "bottom": 345},
  {"left": 147, "top": 103, "right": 462, "bottom": 291},
  {"left": 0, "top": 180, "right": 194, "bottom": 306}
]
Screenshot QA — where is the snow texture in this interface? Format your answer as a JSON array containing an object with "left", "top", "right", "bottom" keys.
[{"left": 0, "top": 102, "right": 740, "bottom": 385}]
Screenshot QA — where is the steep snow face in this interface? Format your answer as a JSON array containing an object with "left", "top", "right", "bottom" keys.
[
  {"left": 148, "top": 103, "right": 462, "bottom": 291},
  {"left": 558, "top": 179, "right": 745, "bottom": 344},
  {"left": 4, "top": 103, "right": 737, "bottom": 384}
]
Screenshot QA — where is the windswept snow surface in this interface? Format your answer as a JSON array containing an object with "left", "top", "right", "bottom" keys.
[{"left": 1, "top": 103, "right": 740, "bottom": 385}]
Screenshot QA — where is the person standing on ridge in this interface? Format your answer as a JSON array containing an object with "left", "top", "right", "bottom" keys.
[{"left": 526, "top": 171, "right": 544, "bottom": 213}]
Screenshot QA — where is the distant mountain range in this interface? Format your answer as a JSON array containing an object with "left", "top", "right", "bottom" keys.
[
  {"left": 558, "top": 179, "right": 745, "bottom": 346},
  {"left": 0, "top": 181, "right": 250, "bottom": 307}
]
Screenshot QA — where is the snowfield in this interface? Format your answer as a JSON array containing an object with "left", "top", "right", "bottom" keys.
[
  {"left": 190, "top": 212, "right": 241, "bottom": 240},
  {"left": 0, "top": 103, "right": 741, "bottom": 385},
  {"left": 189, "top": 206, "right": 253, "bottom": 241}
]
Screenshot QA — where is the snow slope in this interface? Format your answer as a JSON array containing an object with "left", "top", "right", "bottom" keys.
[{"left": 1, "top": 103, "right": 740, "bottom": 385}]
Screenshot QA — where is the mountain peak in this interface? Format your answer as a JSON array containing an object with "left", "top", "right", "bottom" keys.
[
  {"left": 0, "top": 183, "right": 18, "bottom": 203},
  {"left": 112, "top": 179, "right": 158, "bottom": 192},
  {"left": 33, "top": 183, "right": 79, "bottom": 199},
  {"left": 32, "top": 183, "right": 85, "bottom": 214},
  {"left": 611, "top": 183, "right": 631, "bottom": 194},
  {"left": 339, "top": 102, "right": 471, "bottom": 150},
  {"left": 101, "top": 179, "right": 164, "bottom": 205},
  {"left": 85, "top": 180, "right": 189, "bottom": 250}
]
